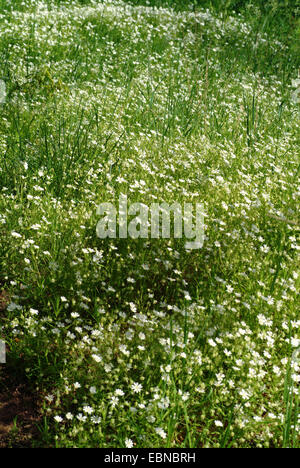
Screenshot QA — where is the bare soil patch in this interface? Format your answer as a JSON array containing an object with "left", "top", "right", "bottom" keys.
[{"left": 0, "top": 372, "right": 42, "bottom": 448}]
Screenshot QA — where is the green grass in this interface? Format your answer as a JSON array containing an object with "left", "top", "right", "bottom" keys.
[{"left": 0, "top": 0, "right": 299, "bottom": 448}]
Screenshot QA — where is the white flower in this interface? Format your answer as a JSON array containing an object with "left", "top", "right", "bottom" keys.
[
  {"left": 83, "top": 406, "right": 94, "bottom": 415},
  {"left": 0, "top": 80, "right": 6, "bottom": 104},
  {"left": 119, "top": 344, "right": 129, "bottom": 356},
  {"left": 240, "top": 389, "right": 250, "bottom": 400},
  {"left": 91, "top": 416, "right": 101, "bottom": 424},
  {"left": 260, "top": 244, "right": 270, "bottom": 253},
  {"left": 110, "top": 396, "right": 119, "bottom": 408},
  {"left": 92, "top": 354, "right": 102, "bottom": 363},
  {"left": 291, "top": 77, "right": 300, "bottom": 104},
  {"left": 7, "top": 303, "right": 22, "bottom": 312},
  {"left": 30, "top": 224, "right": 41, "bottom": 231},
  {"left": 184, "top": 291, "right": 191, "bottom": 300},
  {"left": 71, "top": 312, "right": 80, "bottom": 319},
  {"left": 125, "top": 438, "right": 134, "bottom": 448},
  {"left": 155, "top": 427, "right": 167, "bottom": 439},
  {"left": 54, "top": 416, "right": 63, "bottom": 423},
  {"left": 215, "top": 420, "right": 223, "bottom": 427},
  {"left": 291, "top": 337, "right": 300, "bottom": 348},
  {"left": 292, "top": 373, "right": 300, "bottom": 383},
  {"left": 76, "top": 413, "right": 87, "bottom": 422},
  {"left": 273, "top": 366, "right": 281, "bottom": 376},
  {"left": 208, "top": 339, "right": 217, "bottom": 347}
]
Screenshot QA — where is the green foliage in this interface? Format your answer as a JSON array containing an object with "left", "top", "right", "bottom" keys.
[{"left": 0, "top": 0, "right": 299, "bottom": 449}]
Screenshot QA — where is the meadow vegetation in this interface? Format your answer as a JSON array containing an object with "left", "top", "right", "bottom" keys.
[{"left": 0, "top": 0, "right": 299, "bottom": 448}]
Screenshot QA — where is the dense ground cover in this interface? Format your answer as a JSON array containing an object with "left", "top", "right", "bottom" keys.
[{"left": 0, "top": 0, "right": 299, "bottom": 448}]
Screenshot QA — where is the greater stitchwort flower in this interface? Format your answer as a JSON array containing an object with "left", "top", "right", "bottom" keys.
[
  {"left": 291, "top": 71, "right": 300, "bottom": 104},
  {"left": 0, "top": 80, "right": 6, "bottom": 104},
  {"left": 1, "top": 0, "right": 299, "bottom": 450}
]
